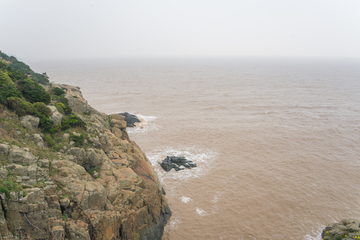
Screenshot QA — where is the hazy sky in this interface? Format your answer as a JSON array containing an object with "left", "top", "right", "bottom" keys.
[{"left": 1, "top": 0, "right": 360, "bottom": 60}]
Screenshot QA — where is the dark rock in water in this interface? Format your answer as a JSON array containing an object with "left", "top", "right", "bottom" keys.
[
  {"left": 117, "top": 112, "right": 140, "bottom": 127},
  {"left": 159, "top": 156, "right": 197, "bottom": 172}
]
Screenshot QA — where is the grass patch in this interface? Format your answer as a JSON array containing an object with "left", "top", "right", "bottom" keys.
[
  {"left": 0, "top": 175, "right": 22, "bottom": 199},
  {"left": 87, "top": 166, "right": 100, "bottom": 175}
]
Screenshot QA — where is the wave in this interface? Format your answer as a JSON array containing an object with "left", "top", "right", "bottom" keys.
[
  {"left": 168, "top": 218, "right": 181, "bottom": 230},
  {"left": 181, "top": 196, "right": 192, "bottom": 203},
  {"left": 196, "top": 208, "right": 208, "bottom": 216}
]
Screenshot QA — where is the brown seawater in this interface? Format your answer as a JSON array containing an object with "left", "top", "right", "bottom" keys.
[{"left": 31, "top": 57, "right": 360, "bottom": 239}]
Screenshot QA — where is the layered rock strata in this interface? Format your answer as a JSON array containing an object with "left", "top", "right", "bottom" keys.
[{"left": 0, "top": 84, "right": 171, "bottom": 239}]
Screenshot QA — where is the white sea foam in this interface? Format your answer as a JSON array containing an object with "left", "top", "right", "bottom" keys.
[
  {"left": 303, "top": 225, "right": 324, "bottom": 240},
  {"left": 181, "top": 196, "right": 192, "bottom": 203},
  {"left": 125, "top": 113, "right": 159, "bottom": 134},
  {"left": 169, "top": 219, "right": 181, "bottom": 229},
  {"left": 146, "top": 146, "right": 218, "bottom": 182},
  {"left": 196, "top": 208, "right": 208, "bottom": 216}
]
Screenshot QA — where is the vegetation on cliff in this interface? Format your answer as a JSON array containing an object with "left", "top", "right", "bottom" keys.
[
  {"left": 0, "top": 52, "right": 171, "bottom": 239},
  {"left": 0, "top": 51, "right": 49, "bottom": 84}
]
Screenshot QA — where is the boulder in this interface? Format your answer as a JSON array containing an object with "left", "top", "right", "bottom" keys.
[
  {"left": 19, "top": 115, "right": 40, "bottom": 130},
  {"left": 322, "top": 219, "right": 360, "bottom": 240},
  {"left": 112, "top": 119, "right": 127, "bottom": 129},
  {"left": 0, "top": 143, "right": 10, "bottom": 155},
  {"left": 0, "top": 168, "right": 8, "bottom": 179},
  {"left": 65, "top": 220, "right": 91, "bottom": 240},
  {"left": 33, "top": 133, "right": 44, "bottom": 148},
  {"left": 111, "top": 114, "right": 125, "bottom": 121},
  {"left": 50, "top": 111, "right": 63, "bottom": 126},
  {"left": 117, "top": 112, "right": 140, "bottom": 127},
  {"left": 65, "top": 93, "right": 90, "bottom": 113},
  {"left": 159, "top": 156, "right": 197, "bottom": 172},
  {"left": 48, "top": 106, "right": 64, "bottom": 126},
  {"left": 84, "top": 148, "right": 103, "bottom": 169},
  {"left": 66, "top": 147, "right": 85, "bottom": 165}
]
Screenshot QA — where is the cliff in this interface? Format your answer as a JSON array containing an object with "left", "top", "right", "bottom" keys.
[{"left": 0, "top": 62, "right": 171, "bottom": 238}]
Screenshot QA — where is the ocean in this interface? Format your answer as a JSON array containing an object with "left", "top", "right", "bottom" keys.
[{"left": 31, "top": 57, "right": 360, "bottom": 239}]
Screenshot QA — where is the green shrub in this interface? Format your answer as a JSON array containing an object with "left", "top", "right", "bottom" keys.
[
  {"left": 0, "top": 70, "right": 13, "bottom": 85},
  {"left": 0, "top": 179, "right": 21, "bottom": 199},
  {"left": 33, "top": 102, "right": 51, "bottom": 117},
  {"left": 61, "top": 114, "right": 86, "bottom": 130},
  {"left": 39, "top": 115, "right": 54, "bottom": 132},
  {"left": 0, "top": 84, "right": 21, "bottom": 104},
  {"left": 70, "top": 134, "right": 85, "bottom": 147},
  {"left": 6, "top": 67, "right": 28, "bottom": 82},
  {"left": 52, "top": 87, "right": 65, "bottom": 96},
  {"left": 32, "top": 72, "right": 49, "bottom": 84},
  {"left": 16, "top": 78, "right": 51, "bottom": 104},
  {"left": 83, "top": 110, "right": 91, "bottom": 116},
  {"left": 55, "top": 102, "right": 65, "bottom": 114},
  {"left": 43, "top": 134, "right": 55, "bottom": 147},
  {"left": 0, "top": 51, "right": 49, "bottom": 84},
  {"left": 0, "top": 70, "right": 22, "bottom": 104},
  {"left": 58, "top": 96, "right": 72, "bottom": 115},
  {"left": 7, "top": 97, "right": 38, "bottom": 116},
  {"left": 49, "top": 124, "right": 62, "bottom": 134}
]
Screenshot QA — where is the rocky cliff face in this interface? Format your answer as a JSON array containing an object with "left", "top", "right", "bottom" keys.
[{"left": 0, "top": 84, "right": 171, "bottom": 239}]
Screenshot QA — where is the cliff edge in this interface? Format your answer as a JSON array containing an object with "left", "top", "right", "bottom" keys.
[{"left": 0, "top": 80, "right": 171, "bottom": 239}]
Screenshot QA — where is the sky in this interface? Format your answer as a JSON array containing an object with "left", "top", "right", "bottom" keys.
[{"left": 1, "top": 0, "right": 360, "bottom": 60}]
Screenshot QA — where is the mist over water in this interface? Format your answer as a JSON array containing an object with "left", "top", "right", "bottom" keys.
[{"left": 32, "top": 58, "right": 360, "bottom": 239}]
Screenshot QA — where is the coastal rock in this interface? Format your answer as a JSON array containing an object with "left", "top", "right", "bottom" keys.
[
  {"left": 65, "top": 219, "right": 91, "bottom": 240},
  {"left": 0, "top": 143, "right": 10, "bottom": 155},
  {"left": 19, "top": 115, "right": 40, "bottom": 130},
  {"left": 33, "top": 133, "right": 44, "bottom": 148},
  {"left": 159, "top": 156, "right": 197, "bottom": 172},
  {"left": 117, "top": 112, "right": 140, "bottom": 127},
  {"left": 112, "top": 119, "right": 127, "bottom": 129},
  {"left": 322, "top": 219, "right": 360, "bottom": 240},
  {"left": 48, "top": 105, "right": 64, "bottom": 126}
]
